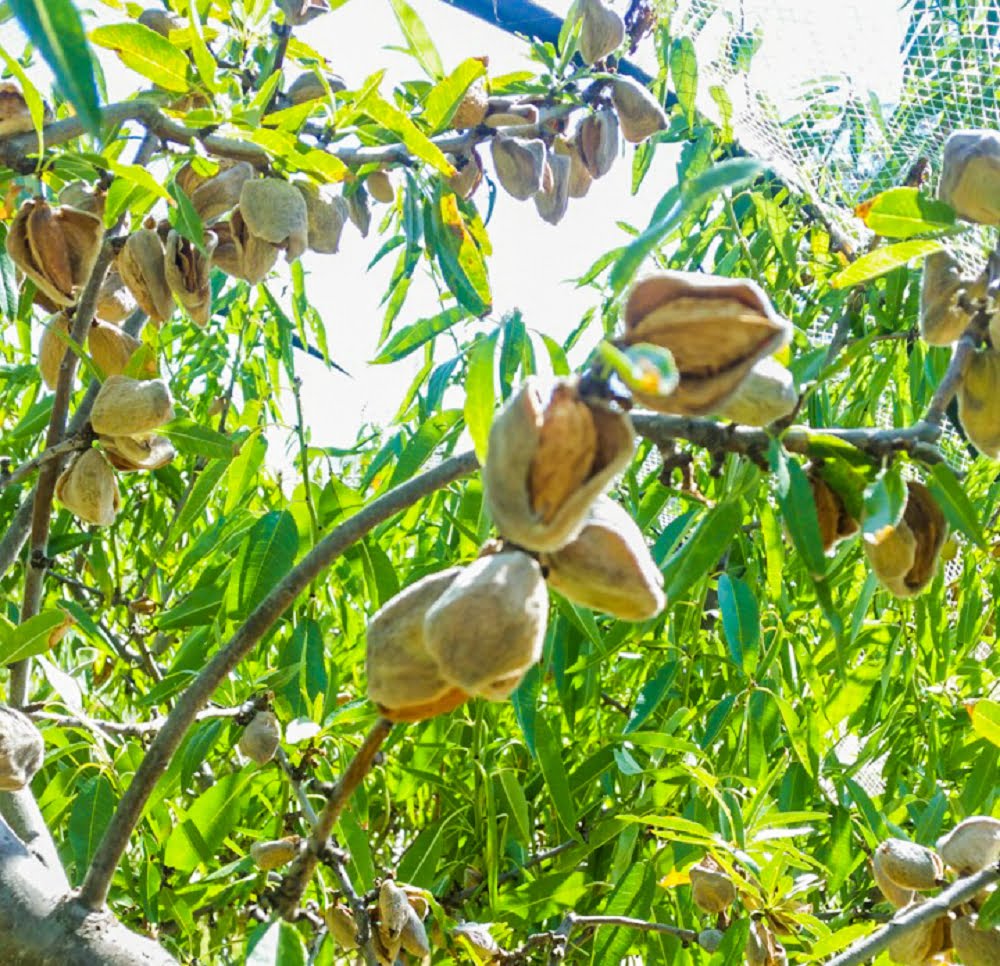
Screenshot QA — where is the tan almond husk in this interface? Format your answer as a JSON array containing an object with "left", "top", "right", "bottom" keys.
[
  {"left": 873, "top": 838, "right": 944, "bottom": 892},
  {"left": 55, "top": 448, "right": 121, "bottom": 527},
  {"left": 367, "top": 170, "right": 395, "bottom": 204},
  {"left": 213, "top": 211, "right": 280, "bottom": 283},
  {"left": 534, "top": 153, "right": 571, "bottom": 225},
  {"left": 872, "top": 852, "right": 916, "bottom": 909},
  {"left": 38, "top": 314, "right": 71, "bottom": 390},
  {"left": 296, "top": 183, "right": 349, "bottom": 254},
  {"left": 575, "top": 107, "right": 619, "bottom": 179},
  {"left": 89, "top": 319, "right": 145, "bottom": 377},
  {"left": 490, "top": 135, "right": 547, "bottom": 201},
  {"left": 91, "top": 375, "right": 174, "bottom": 437},
  {"left": 540, "top": 496, "right": 665, "bottom": 621},
  {"left": 239, "top": 178, "right": 309, "bottom": 261},
  {"left": 117, "top": 228, "right": 173, "bottom": 324},
  {"left": 366, "top": 568, "right": 470, "bottom": 721},
  {"left": 689, "top": 855, "right": 736, "bottom": 915},
  {"left": 325, "top": 905, "right": 358, "bottom": 950},
  {"left": 0, "top": 83, "right": 34, "bottom": 136},
  {"left": 483, "top": 103, "right": 539, "bottom": 128},
  {"left": 448, "top": 150, "right": 484, "bottom": 200},
  {"left": 920, "top": 250, "right": 970, "bottom": 346},
  {"left": 100, "top": 434, "right": 175, "bottom": 473},
  {"left": 554, "top": 136, "right": 593, "bottom": 198},
  {"left": 424, "top": 551, "right": 548, "bottom": 700},
  {"left": 578, "top": 0, "right": 625, "bottom": 64},
  {"left": 278, "top": 0, "right": 330, "bottom": 26},
  {"left": 887, "top": 903, "right": 950, "bottom": 965},
  {"left": 938, "top": 129, "right": 1000, "bottom": 226},
  {"left": 451, "top": 74, "right": 489, "bottom": 129},
  {"left": 239, "top": 711, "right": 281, "bottom": 764},
  {"left": 164, "top": 229, "right": 217, "bottom": 327},
  {"left": 186, "top": 161, "right": 254, "bottom": 224},
  {"left": 747, "top": 921, "right": 788, "bottom": 966},
  {"left": 95, "top": 268, "right": 138, "bottom": 324},
  {"left": 716, "top": 356, "right": 797, "bottom": 426},
  {"left": 484, "top": 376, "right": 635, "bottom": 552},
  {"left": 953, "top": 914, "right": 1000, "bottom": 966},
  {"left": 808, "top": 473, "right": 859, "bottom": 554},
  {"left": 286, "top": 71, "right": 346, "bottom": 105},
  {"left": 622, "top": 271, "right": 793, "bottom": 415},
  {"left": 378, "top": 881, "right": 412, "bottom": 962},
  {"left": 250, "top": 837, "right": 300, "bottom": 871},
  {"left": 936, "top": 817, "right": 1000, "bottom": 875},
  {"left": 0, "top": 706, "right": 45, "bottom": 792},
  {"left": 958, "top": 348, "right": 1000, "bottom": 457},
  {"left": 610, "top": 76, "right": 669, "bottom": 143}
]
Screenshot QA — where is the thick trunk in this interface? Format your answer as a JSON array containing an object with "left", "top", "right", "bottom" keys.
[{"left": 0, "top": 816, "right": 176, "bottom": 966}]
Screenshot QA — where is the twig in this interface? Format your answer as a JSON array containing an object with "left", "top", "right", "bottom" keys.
[
  {"left": 445, "top": 839, "right": 579, "bottom": 907},
  {"left": 274, "top": 718, "right": 393, "bottom": 918},
  {"left": 275, "top": 747, "right": 319, "bottom": 827},
  {"left": 28, "top": 700, "right": 261, "bottom": 738},
  {"left": 0, "top": 435, "right": 92, "bottom": 490},
  {"left": 825, "top": 864, "right": 1000, "bottom": 966},
  {"left": 536, "top": 913, "right": 698, "bottom": 964}
]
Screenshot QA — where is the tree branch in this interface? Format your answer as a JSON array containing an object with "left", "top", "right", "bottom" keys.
[{"left": 0, "top": 435, "right": 92, "bottom": 490}]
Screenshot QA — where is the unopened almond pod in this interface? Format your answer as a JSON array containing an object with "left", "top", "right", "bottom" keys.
[
  {"left": 0, "top": 83, "right": 35, "bottom": 136},
  {"left": 250, "top": 836, "right": 300, "bottom": 871},
  {"left": 366, "top": 568, "right": 470, "bottom": 722},
  {"left": 55, "top": 448, "right": 121, "bottom": 527},
  {"left": 483, "top": 102, "right": 539, "bottom": 129},
  {"left": 577, "top": 0, "right": 625, "bottom": 64},
  {"left": 239, "top": 178, "right": 309, "bottom": 261},
  {"left": 938, "top": 129, "right": 1000, "bottom": 226},
  {"left": 286, "top": 71, "right": 346, "bottom": 105},
  {"left": 297, "top": 183, "right": 349, "bottom": 253},
  {"left": 864, "top": 483, "right": 947, "bottom": 598},
  {"left": 278, "top": 0, "right": 330, "bottom": 26},
  {"left": 95, "top": 268, "right": 138, "bottom": 324},
  {"left": 118, "top": 228, "right": 173, "bottom": 324},
  {"left": 453, "top": 922, "right": 499, "bottom": 958},
  {"left": 611, "top": 76, "right": 669, "bottom": 143},
  {"left": 873, "top": 838, "right": 944, "bottom": 891},
  {"left": 450, "top": 67, "right": 489, "bottom": 129},
  {"left": 88, "top": 319, "right": 146, "bottom": 377},
  {"left": 239, "top": 710, "right": 281, "bottom": 764},
  {"left": 6, "top": 198, "right": 103, "bottom": 307},
  {"left": 38, "top": 313, "right": 71, "bottom": 390},
  {"left": 953, "top": 914, "right": 1000, "bottom": 966},
  {"left": 424, "top": 551, "right": 548, "bottom": 700},
  {"left": 100, "top": 434, "right": 175, "bottom": 473},
  {"left": 378, "top": 881, "right": 414, "bottom": 962},
  {"left": 541, "top": 497, "right": 665, "bottom": 620},
  {"left": 575, "top": 107, "right": 619, "bottom": 179},
  {"left": 936, "top": 817, "right": 1000, "bottom": 875},
  {"left": 0, "top": 705, "right": 45, "bottom": 792},
  {"left": 716, "top": 357, "right": 797, "bottom": 426},
  {"left": 91, "top": 375, "right": 174, "bottom": 437},
  {"left": 958, "top": 348, "right": 1000, "bottom": 457},
  {"left": 213, "top": 211, "right": 280, "bottom": 284},
  {"left": 183, "top": 160, "right": 254, "bottom": 224},
  {"left": 689, "top": 855, "right": 736, "bottom": 914},
  {"left": 366, "top": 170, "right": 396, "bottom": 204},
  {"left": 622, "top": 271, "right": 793, "bottom": 415},
  {"left": 325, "top": 905, "right": 359, "bottom": 950},
  {"left": 491, "top": 135, "right": 547, "bottom": 201},
  {"left": 872, "top": 851, "right": 915, "bottom": 909},
  {"left": 483, "top": 377, "right": 635, "bottom": 552},
  {"left": 347, "top": 188, "right": 372, "bottom": 237},
  {"left": 887, "top": 903, "right": 950, "bottom": 965},
  {"left": 809, "top": 473, "right": 859, "bottom": 554},
  {"left": 448, "top": 150, "right": 484, "bottom": 200},
  {"left": 534, "top": 153, "right": 571, "bottom": 225},
  {"left": 920, "top": 250, "right": 971, "bottom": 346},
  {"left": 554, "top": 136, "right": 592, "bottom": 198},
  {"left": 164, "top": 229, "right": 216, "bottom": 326}
]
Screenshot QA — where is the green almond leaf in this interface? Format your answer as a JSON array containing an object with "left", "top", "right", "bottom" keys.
[
  {"left": 91, "top": 23, "right": 191, "bottom": 94},
  {"left": 464, "top": 331, "right": 498, "bottom": 464},
  {"left": 927, "top": 463, "right": 985, "bottom": 549},
  {"left": 389, "top": 0, "right": 444, "bottom": 80},
  {"left": 669, "top": 36, "right": 698, "bottom": 127},
  {"left": 357, "top": 90, "right": 454, "bottom": 177},
  {"left": 662, "top": 501, "right": 741, "bottom": 602},
  {"left": 164, "top": 771, "right": 252, "bottom": 873},
  {"left": 774, "top": 451, "right": 828, "bottom": 578},
  {"left": 10, "top": 0, "right": 102, "bottom": 137},
  {"left": 718, "top": 573, "right": 759, "bottom": 669},
  {"left": 423, "top": 56, "right": 487, "bottom": 133},
  {"left": 160, "top": 418, "right": 237, "bottom": 461},
  {"left": 68, "top": 773, "right": 115, "bottom": 873},
  {"left": 167, "top": 181, "right": 206, "bottom": 252},
  {"left": 862, "top": 466, "right": 906, "bottom": 535},
  {"left": 371, "top": 306, "right": 466, "bottom": 363},
  {"left": 831, "top": 238, "right": 943, "bottom": 289},
  {"left": 105, "top": 159, "right": 173, "bottom": 202},
  {"left": 533, "top": 716, "right": 578, "bottom": 839},
  {"left": 246, "top": 920, "right": 308, "bottom": 966},
  {"left": 979, "top": 878, "right": 1000, "bottom": 928},
  {"left": 225, "top": 511, "right": 299, "bottom": 620},
  {"left": 854, "top": 187, "right": 955, "bottom": 239},
  {"left": 623, "top": 662, "right": 679, "bottom": 735},
  {"left": 387, "top": 409, "right": 463, "bottom": 488},
  {"left": 971, "top": 699, "right": 1000, "bottom": 748},
  {"left": 186, "top": 0, "right": 218, "bottom": 93},
  {"left": 0, "top": 609, "right": 73, "bottom": 664},
  {"left": 157, "top": 586, "right": 224, "bottom": 631}
]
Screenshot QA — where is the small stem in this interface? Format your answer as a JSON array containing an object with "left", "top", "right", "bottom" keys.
[
  {"left": 275, "top": 747, "right": 319, "bottom": 827},
  {"left": 0, "top": 435, "right": 92, "bottom": 490}
]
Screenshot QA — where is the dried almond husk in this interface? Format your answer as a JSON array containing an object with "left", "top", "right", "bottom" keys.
[
  {"left": 183, "top": 160, "right": 254, "bottom": 224},
  {"left": 250, "top": 837, "right": 300, "bottom": 871},
  {"left": 747, "top": 921, "right": 788, "bottom": 966},
  {"left": 366, "top": 568, "right": 470, "bottom": 722},
  {"left": 118, "top": 228, "right": 173, "bottom": 324},
  {"left": 483, "top": 376, "right": 635, "bottom": 552},
  {"left": 95, "top": 268, "right": 138, "bottom": 324},
  {"left": 213, "top": 211, "right": 280, "bottom": 284},
  {"left": 424, "top": 551, "right": 548, "bottom": 700},
  {"left": 541, "top": 497, "right": 665, "bottom": 620},
  {"left": 451, "top": 69, "right": 489, "bottom": 129},
  {"left": 809, "top": 473, "right": 860, "bottom": 554},
  {"left": 958, "top": 348, "right": 1000, "bottom": 457},
  {"left": 575, "top": 107, "right": 619, "bottom": 179},
  {"left": 716, "top": 357, "right": 797, "bottom": 426},
  {"left": 55, "top": 448, "right": 121, "bottom": 527},
  {"left": 89, "top": 319, "right": 144, "bottom": 377},
  {"left": 936, "top": 817, "right": 1000, "bottom": 875},
  {"left": 38, "top": 313, "right": 71, "bottom": 390},
  {"left": 100, "top": 434, "right": 175, "bottom": 473},
  {"left": 622, "top": 271, "right": 793, "bottom": 415},
  {"left": 378, "top": 881, "right": 412, "bottom": 961},
  {"left": 91, "top": 375, "right": 174, "bottom": 437},
  {"left": 286, "top": 71, "right": 346, "bottom": 105},
  {"left": 453, "top": 922, "right": 499, "bottom": 958},
  {"left": 137, "top": 8, "right": 180, "bottom": 36},
  {"left": 953, "top": 914, "right": 1000, "bottom": 966},
  {"left": 938, "top": 129, "right": 1000, "bottom": 226},
  {"left": 873, "top": 853, "right": 916, "bottom": 909},
  {"left": 239, "top": 710, "right": 281, "bottom": 764},
  {"left": 491, "top": 135, "right": 547, "bottom": 201},
  {"left": 58, "top": 181, "right": 105, "bottom": 218},
  {"left": 578, "top": 0, "right": 625, "bottom": 64},
  {"left": 887, "top": 903, "right": 950, "bottom": 965},
  {"left": 296, "top": 183, "right": 348, "bottom": 254},
  {"left": 448, "top": 150, "right": 484, "bottom": 200},
  {"left": 610, "top": 76, "right": 669, "bottom": 143},
  {"left": 554, "top": 136, "right": 593, "bottom": 198},
  {"left": 0, "top": 705, "right": 45, "bottom": 792},
  {"left": 920, "top": 250, "right": 971, "bottom": 346},
  {"left": 689, "top": 855, "right": 736, "bottom": 915},
  {"left": 164, "top": 229, "right": 216, "bottom": 326},
  {"left": 239, "top": 178, "right": 309, "bottom": 261},
  {"left": 325, "top": 904, "right": 358, "bottom": 950},
  {"left": 873, "top": 839, "right": 944, "bottom": 892},
  {"left": 366, "top": 170, "right": 395, "bottom": 204},
  {"left": 0, "top": 83, "right": 38, "bottom": 136},
  {"left": 534, "top": 153, "right": 571, "bottom": 225}
]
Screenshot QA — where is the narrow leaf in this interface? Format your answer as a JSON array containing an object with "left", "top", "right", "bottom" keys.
[{"left": 831, "top": 239, "right": 943, "bottom": 289}]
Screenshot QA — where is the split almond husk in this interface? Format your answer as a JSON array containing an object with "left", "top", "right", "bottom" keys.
[
  {"left": 213, "top": 211, "right": 280, "bottom": 284},
  {"left": 366, "top": 568, "right": 470, "bottom": 722},
  {"left": 38, "top": 313, "right": 71, "bottom": 390},
  {"left": 239, "top": 710, "right": 281, "bottom": 764},
  {"left": 622, "top": 271, "right": 793, "bottom": 415},
  {"left": 873, "top": 838, "right": 944, "bottom": 892},
  {"left": 746, "top": 921, "right": 788, "bottom": 966},
  {"left": 277, "top": 0, "right": 330, "bottom": 25},
  {"left": 534, "top": 153, "right": 571, "bottom": 225},
  {"left": 347, "top": 188, "right": 371, "bottom": 237},
  {"left": 887, "top": 903, "right": 950, "bottom": 965},
  {"left": 491, "top": 135, "right": 547, "bottom": 201},
  {"left": 100, "top": 434, "right": 175, "bottom": 473},
  {"left": 920, "top": 250, "right": 971, "bottom": 346},
  {"left": 378, "top": 881, "right": 415, "bottom": 962},
  {"left": 165, "top": 229, "right": 217, "bottom": 326},
  {"left": 716, "top": 356, "right": 797, "bottom": 426},
  {"left": 958, "top": 348, "right": 1000, "bottom": 457},
  {"left": 554, "top": 136, "right": 593, "bottom": 198},
  {"left": 0, "top": 83, "right": 34, "bottom": 136},
  {"left": 250, "top": 837, "right": 300, "bottom": 871},
  {"left": 91, "top": 375, "right": 174, "bottom": 437},
  {"left": 58, "top": 181, "right": 105, "bottom": 218},
  {"left": 6, "top": 198, "right": 103, "bottom": 307},
  {"left": 936, "top": 817, "right": 1000, "bottom": 875},
  {"left": 575, "top": 107, "right": 619, "bottom": 179},
  {"left": 483, "top": 102, "right": 539, "bottom": 128},
  {"left": 578, "top": 0, "right": 625, "bottom": 64},
  {"left": 541, "top": 497, "right": 665, "bottom": 620},
  {"left": 89, "top": 319, "right": 145, "bottom": 377},
  {"left": 424, "top": 551, "right": 548, "bottom": 700},
  {"left": 450, "top": 69, "right": 489, "bottom": 129},
  {"left": 938, "top": 128, "right": 1000, "bottom": 226},
  {"left": 55, "top": 448, "right": 121, "bottom": 527},
  {"left": 953, "top": 914, "right": 1000, "bottom": 966},
  {"left": 0, "top": 706, "right": 45, "bottom": 792},
  {"left": 448, "top": 150, "right": 484, "bottom": 200},
  {"left": 118, "top": 228, "right": 173, "bottom": 324},
  {"left": 483, "top": 376, "right": 635, "bottom": 552},
  {"left": 239, "top": 178, "right": 309, "bottom": 261},
  {"left": 610, "top": 76, "right": 669, "bottom": 143},
  {"left": 296, "top": 183, "right": 349, "bottom": 254},
  {"left": 95, "top": 268, "right": 138, "bottom": 324},
  {"left": 137, "top": 8, "right": 180, "bottom": 36},
  {"left": 689, "top": 855, "right": 736, "bottom": 915},
  {"left": 809, "top": 473, "right": 859, "bottom": 554}
]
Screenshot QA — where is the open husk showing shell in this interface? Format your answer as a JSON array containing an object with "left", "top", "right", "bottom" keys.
[
  {"left": 164, "top": 229, "right": 217, "bottom": 326},
  {"left": 117, "top": 228, "right": 173, "bottom": 324}
]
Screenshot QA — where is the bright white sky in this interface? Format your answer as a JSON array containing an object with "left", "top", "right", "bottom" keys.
[{"left": 1, "top": 0, "right": 910, "bottom": 466}]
